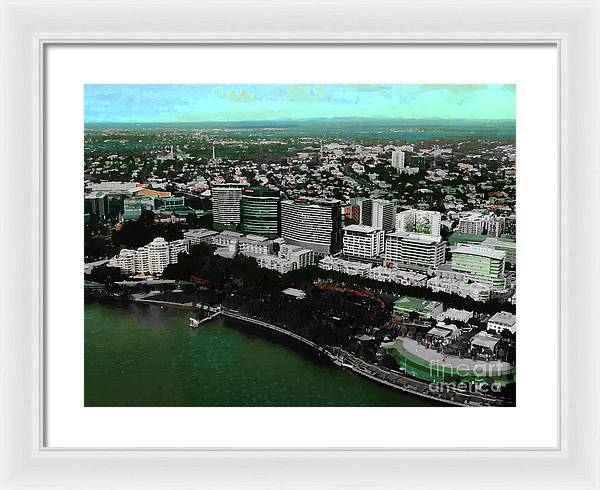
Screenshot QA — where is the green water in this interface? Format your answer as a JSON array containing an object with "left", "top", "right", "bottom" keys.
[{"left": 85, "top": 301, "right": 438, "bottom": 407}]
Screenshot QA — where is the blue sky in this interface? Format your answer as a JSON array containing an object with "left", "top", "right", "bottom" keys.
[{"left": 84, "top": 84, "right": 515, "bottom": 123}]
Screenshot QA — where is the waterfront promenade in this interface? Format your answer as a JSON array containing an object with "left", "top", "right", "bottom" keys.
[
  {"left": 220, "top": 309, "right": 510, "bottom": 407},
  {"left": 120, "top": 297, "right": 512, "bottom": 407}
]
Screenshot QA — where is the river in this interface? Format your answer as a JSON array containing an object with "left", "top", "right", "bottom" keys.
[{"left": 85, "top": 301, "right": 439, "bottom": 407}]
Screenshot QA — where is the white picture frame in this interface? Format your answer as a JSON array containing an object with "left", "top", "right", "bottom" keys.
[{"left": 1, "top": 0, "right": 598, "bottom": 488}]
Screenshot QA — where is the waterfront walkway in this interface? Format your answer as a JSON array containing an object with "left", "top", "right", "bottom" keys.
[
  {"left": 131, "top": 300, "right": 512, "bottom": 407},
  {"left": 221, "top": 310, "right": 510, "bottom": 407}
]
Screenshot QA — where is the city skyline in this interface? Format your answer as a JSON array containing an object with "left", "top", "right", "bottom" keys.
[
  {"left": 85, "top": 84, "right": 516, "bottom": 123},
  {"left": 84, "top": 84, "right": 516, "bottom": 408}
]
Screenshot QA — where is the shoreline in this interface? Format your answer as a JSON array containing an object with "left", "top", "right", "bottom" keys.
[
  {"left": 86, "top": 297, "right": 510, "bottom": 407},
  {"left": 220, "top": 309, "right": 475, "bottom": 407}
]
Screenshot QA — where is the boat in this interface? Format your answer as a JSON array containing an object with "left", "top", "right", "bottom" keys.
[{"left": 189, "top": 317, "right": 200, "bottom": 328}]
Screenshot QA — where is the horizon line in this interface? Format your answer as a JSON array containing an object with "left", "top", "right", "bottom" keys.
[{"left": 85, "top": 116, "right": 516, "bottom": 124}]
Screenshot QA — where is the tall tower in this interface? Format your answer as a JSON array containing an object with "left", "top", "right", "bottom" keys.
[{"left": 212, "top": 144, "right": 216, "bottom": 160}]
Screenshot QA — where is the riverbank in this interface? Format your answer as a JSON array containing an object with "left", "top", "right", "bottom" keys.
[
  {"left": 87, "top": 296, "right": 509, "bottom": 406},
  {"left": 220, "top": 309, "right": 508, "bottom": 406}
]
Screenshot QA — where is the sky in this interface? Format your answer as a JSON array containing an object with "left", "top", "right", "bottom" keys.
[{"left": 84, "top": 84, "right": 515, "bottom": 123}]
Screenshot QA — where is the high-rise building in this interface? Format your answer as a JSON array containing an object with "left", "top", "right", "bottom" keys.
[
  {"left": 146, "top": 237, "right": 171, "bottom": 274},
  {"left": 458, "top": 215, "right": 486, "bottom": 235},
  {"left": 486, "top": 216, "right": 504, "bottom": 237},
  {"left": 240, "top": 186, "right": 280, "bottom": 237},
  {"left": 350, "top": 197, "right": 372, "bottom": 226},
  {"left": 391, "top": 149, "right": 405, "bottom": 171},
  {"left": 384, "top": 232, "right": 446, "bottom": 270},
  {"left": 451, "top": 244, "right": 506, "bottom": 290},
  {"left": 84, "top": 191, "right": 109, "bottom": 222},
  {"left": 169, "top": 239, "right": 190, "bottom": 264},
  {"left": 396, "top": 209, "right": 441, "bottom": 237},
  {"left": 281, "top": 198, "right": 342, "bottom": 254},
  {"left": 109, "top": 249, "right": 136, "bottom": 274},
  {"left": 371, "top": 199, "right": 395, "bottom": 231},
  {"left": 211, "top": 183, "right": 248, "bottom": 231},
  {"left": 341, "top": 203, "right": 361, "bottom": 226},
  {"left": 134, "top": 246, "right": 150, "bottom": 274},
  {"left": 502, "top": 215, "right": 517, "bottom": 238},
  {"left": 110, "top": 237, "right": 190, "bottom": 276},
  {"left": 342, "top": 224, "right": 384, "bottom": 260}
]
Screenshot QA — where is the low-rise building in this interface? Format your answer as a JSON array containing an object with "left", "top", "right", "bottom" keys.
[
  {"left": 213, "top": 230, "right": 244, "bottom": 248},
  {"left": 426, "top": 323, "right": 460, "bottom": 345},
  {"left": 318, "top": 256, "right": 372, "bottom": 277},
  {"left": 470, "top": 331, "right": 501, "bottom": 357},
  {"left": 183, "top": 228, "right": 219, "bottom": 246},
  {"left": 282, "top": 287, "right": 306, "bottom": 300},
  {"left": 437, "top": 308, "right": 474, "bottom": 323},
  {"left": 393, "top": 296, "right": 443, "bottom": 320},
  {"left": 368, "top": 266, "right": 427, "bottom": 286},
  {"left": 238, "top": 235, "right": 274, "bottom": 256},
  {"left": 487, "top": 311, "right": 517, "bottom": 334},
  {"left": 426, "top": 275, "right": 491, "bottom": 302}
]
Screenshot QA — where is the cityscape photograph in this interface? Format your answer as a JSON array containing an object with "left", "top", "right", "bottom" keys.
[{"left": 84, "top": 84, "right": 516, "bottom": 407}]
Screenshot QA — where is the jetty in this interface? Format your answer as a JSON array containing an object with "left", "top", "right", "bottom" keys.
[{"left": 189, "top": 306, "right": 222, "bottom": 328}]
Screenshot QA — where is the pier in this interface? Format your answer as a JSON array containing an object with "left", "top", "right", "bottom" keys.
[{"left": 190, "top": 307, "right": 223, "bottom": 327}]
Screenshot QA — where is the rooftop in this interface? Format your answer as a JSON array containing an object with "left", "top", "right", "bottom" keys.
[
  {"left": 85, "top": 191, "right": 108, "bottom": 199},
  {"left": 452, "top": 244, "right": 506, "bottom": 260},
  {"left": 184, "top": 228, "right": 218, "bottom": 237},
  {"left": 281, "top": 287, "right": 306, "bottom": 299},
  {"left": 386, "top": 231, "right": 443, "bottom": 244},
  {"left": 217, "top": 230, "right": 244, "bottom": 238},
  {"left": 488, "top": 311, "right": 517, "bottom": 326},
  {"left": 344, "top": 224, "right": 379, "bottom": 234},
  {"left": 243, "top": 186, "right": 280, "bottom": 197},
  {"left": 427, "top": 326, "right": 453, "bottom": 338},
  {"left": 470, "top": 331, "right": 501, "bottom": 350},
  {"left": 394, "top": 296, "right": 440, "bottom": 311}
]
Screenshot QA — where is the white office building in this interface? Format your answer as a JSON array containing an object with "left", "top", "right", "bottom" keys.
[
  {"left": 251, "top": 244, "right": 315, "bottom": 274},
  {"left": 238, "top": 235, "right": 274, "bottom": 255},
  {"left": 384, "top": 232, "right": 446, "bottom": 270},
  {"left": 371, "top": 199, "right": 395, "bottom": 231},
  {"left": 342, "top": 224, "right": 384, "bottom": 260},
  {"left": 396, "top": 209, "right": 441, "bottom": 237},
  {"left": 213, "top": 230, "right": 244, "bottom": 248},
  {"left": 183, "top": 228, "right": 219, "bottom": 246},
  {"left": 281, "top": 198, "right": 342, "bottom": 254},
  {"left": 211, "top": 183, "right": 247, "bottom": 228}
]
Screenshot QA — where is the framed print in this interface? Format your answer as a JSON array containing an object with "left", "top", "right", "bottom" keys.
[{"left": 1, "top": 0, "right": 599, "bottom": 489}]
